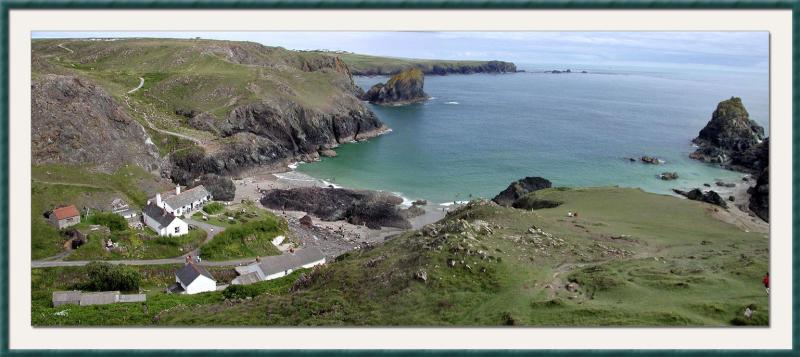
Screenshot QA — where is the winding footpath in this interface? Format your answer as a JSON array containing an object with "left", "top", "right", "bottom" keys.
[
  {"left": 127, "top": 77, "right": 145, "bottom": 94},
  {"left": 30, "top": 219, "right": 257, "bottom": 268},
  {"left": 122, "top": 95, "right": 203, "bottom": 146},
  {"left": 57, "top": 43, "right": 74, "bottom": 54}
]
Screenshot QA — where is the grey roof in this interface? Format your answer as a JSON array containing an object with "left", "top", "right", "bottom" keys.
[
  {"left": 79, "top": 291, "right": 120, "bottom": 306},
  {"left": 257, "top": 247, "right": 325, "bottom": 277},
  {"left": 176, "top": 262, "right": 215, "bottom": 285},
  {"left": 163, "top": 185, "right": 211, "bottom": 210},
  {"left": 231, "top": 272, "right": 262, "bottom": 286},
  {"left": 52, "top": 291, "right": 82, "bottom": 306},
  {"left": 143, "top": 202, "right": 178, "bottom": 228},
  {"left": 118, "top": 294, "right": 146, "bottom": 303}
]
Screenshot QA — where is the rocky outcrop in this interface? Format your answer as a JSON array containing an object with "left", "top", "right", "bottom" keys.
[
  {"left": 690, "top": 97, "right": 766, "bottom": 172},
  {"left": 493, "top": 177, "right": 553, "bottom": 207},
  {"left": 261, "top": 187, "right": 411, "bottom": 229},
  {"left": 511, "top": 193, "right": 563, "bottom": 210},
  {"left": 349, "top": 60, "right": 517, "bottom": 76},
  {"left": 673, "top": 188, "right": 727, "bottom": 208},
  {"left": 659, "top": 172, "right": 679, "bottom": 181},
  {"left": 197, "top": 174, "right": 236, "bottom": 201},
  {"left": 361, "top": 68, "right": 429, "bottom": 106},
  {"left": 31, "top": 74, "right": 160, "bottom": 173},
  {"left": 748, "top": 167, "right": 769, "bottom": 222}
]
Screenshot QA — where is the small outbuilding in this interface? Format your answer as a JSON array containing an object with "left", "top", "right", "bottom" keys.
[
  {"left": 175, "top": 262, "right": 217, "bottom": 295},
  {"left": 49, "top": 205, "right": 81, "bottom": 229},
  {"left": 232, "top": 247, "right": 325, "bottom": 285}
]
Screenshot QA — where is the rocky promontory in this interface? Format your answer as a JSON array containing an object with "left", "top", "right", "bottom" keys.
[
  {"left": 689, "top": 97, "right": 769, "bottom": 222},
  {"left": 690, "top": 97, "right": 766, "bottom": 172},
  {"left": 361, "top": 68, "right": 429, "bottom": 106},
  {"left": 492, "top": 177, "right": 553, "bottom": 207},
  {"left": 260, "top": 187, "right": 412, "bottom": 229}
]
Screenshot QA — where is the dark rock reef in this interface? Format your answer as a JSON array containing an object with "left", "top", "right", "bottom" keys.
[
  {"left": 493, "top": 177, "right": 553, "bottom": 207},
  {"left": 31, "top": 74, "right": 160, "bottom": 173},
  {"left": 673, "top": 188, "right": 727, "bottom": 208},
  {"left": 260, "top": 187, "right": 412, "bottom": 229},
  {"left": 361, "top": 68, "right": 429, "bottom": 106},
  {"left": 659, "top": 172, "right": 679, "bottom": 181}
]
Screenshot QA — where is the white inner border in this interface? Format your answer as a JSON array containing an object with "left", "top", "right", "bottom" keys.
[{"left": 8, "top": 9, "right": 793, "bottom": 350}]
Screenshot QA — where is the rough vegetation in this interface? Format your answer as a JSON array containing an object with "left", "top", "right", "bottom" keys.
[
  {"left": 361, "top": 68, "right": 429, "bottom": 105},
  {"left": 200, "top": 216, "right": 286, "bottom": 261},
  {"left": 260, "top": 187, "right": 411, "bottom": 229}
]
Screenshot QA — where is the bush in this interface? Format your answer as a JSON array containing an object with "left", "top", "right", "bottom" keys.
[
  {"left": 85, "top": 262, "right": 141, "bottom": 292},
  {"left": 203, "top": 202, "right": 224, "bottom": 215},
  {"left": 88, "top": 212, "right": 128, "bottom": 232},
  {"left": 222, "top": 284, "right": 260, "bottom": 299}
]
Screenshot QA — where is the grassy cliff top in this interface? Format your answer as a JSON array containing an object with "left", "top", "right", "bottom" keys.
[{"left": 321, "top": 52, "right": 516, "bottom": 75}]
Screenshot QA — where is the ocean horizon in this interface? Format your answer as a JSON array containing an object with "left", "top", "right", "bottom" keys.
[{"left": 296, "top": 63, "right": 769, "bottom": 204}]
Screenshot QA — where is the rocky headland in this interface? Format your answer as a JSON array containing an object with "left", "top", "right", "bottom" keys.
[
  {"left": 361, "top": 68, "right": 429, "bottom": 106},
  {"left": 688, "top": 97, "right": 769, "bottom": 222}
]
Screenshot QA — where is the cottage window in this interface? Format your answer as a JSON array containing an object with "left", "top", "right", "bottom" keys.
[{"left": 175, "top": 226, "right": 180, "bottom": 234}]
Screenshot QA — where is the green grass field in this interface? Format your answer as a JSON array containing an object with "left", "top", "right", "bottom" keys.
[
  {"left": 331, "top": 52, "right": 499, "bottom": 75},
  {"left": 200, "top": 216, "right": 286, "bottom": 261},
  {"left": 191, "top": 201, "right": 274, "bottom": 228},
  {"left": 32, "top": 187, "right": 768, "bottom": 326}
]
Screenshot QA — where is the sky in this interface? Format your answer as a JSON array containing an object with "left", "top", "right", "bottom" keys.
[{"left": 32, "top": 31, "right": 769, "bottom": 72}]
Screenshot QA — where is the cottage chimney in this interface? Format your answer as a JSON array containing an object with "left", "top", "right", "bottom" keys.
[
  {"left": 176, "top": 185, "right": 181, "bottom": 195},
  {"left": 156, "top": 193, "right": 162, "bottom": 207}
]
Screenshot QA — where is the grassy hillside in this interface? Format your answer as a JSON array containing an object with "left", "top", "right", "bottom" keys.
[{"left": 33, "top": 187, "right": 768, "bottom": 326}]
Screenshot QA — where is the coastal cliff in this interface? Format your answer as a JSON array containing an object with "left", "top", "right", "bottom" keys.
[
  {"left": 31, "top": 74, "right": 161, "bottom": 173},
  {"left": 361, "top": 68, "right": 429, "bottom": 106},
  {"left": 327, "top": 52, "right": 518, "bottom": 76},
  {"left": 31, "top": 38, "right": 388, "bottom": 183}
]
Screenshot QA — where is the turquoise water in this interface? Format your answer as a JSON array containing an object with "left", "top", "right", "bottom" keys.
[{"left": 298, "top": 65, "right": 769, "bottom": 204}]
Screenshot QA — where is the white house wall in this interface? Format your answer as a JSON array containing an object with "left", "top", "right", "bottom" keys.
[{"left": 184, "top": 275, "right": 216, "bottom": 295}]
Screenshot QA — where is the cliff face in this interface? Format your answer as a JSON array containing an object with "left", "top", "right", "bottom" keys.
[
  {"left": 748, "top": 167, "right": 769, "bottom": 222},
  {"left": 31, "top": 74, "right": 160, "bottom": 173},
  {"left": 690, "top": 97, "right": 766, "bottom": 172},
  {"left": 32, "top": 38, "right": 387, "bottom": 183},
  {"left": 361, "top": 68, "right": 429, "bottom": 106},
  {"left": 346, "top": 58, "right": 518, "bottom": 76}
]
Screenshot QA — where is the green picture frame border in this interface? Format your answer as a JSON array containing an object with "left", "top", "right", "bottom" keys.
[{"left": 1, "top": 0, "right": 797, "bottom": 355}]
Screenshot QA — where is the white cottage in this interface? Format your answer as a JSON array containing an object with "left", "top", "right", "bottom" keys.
[
  {"left": 155, "top": 185, "right": 212, "bottom": 217},
  {"left": 142, "top": 202, "right": 188, "bottom": 237},
  {"left": 175, "top": 262, "right": 216, "bottom": 295}
]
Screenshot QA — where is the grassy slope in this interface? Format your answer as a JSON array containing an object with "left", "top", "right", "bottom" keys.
[
  {"left": 33, "top": 187, "right": 762, "bottom": 327},
  {"left": 30, "top": 164, "right": 172, "bottom": 259},
  {"left": 330, "top": 52, "right": 497, "bottom": 75}
]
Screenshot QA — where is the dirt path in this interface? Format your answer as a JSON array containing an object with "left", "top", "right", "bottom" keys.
[
  {"left": 57, "top": 43, "right": 73, "bottom": 53},
  {"left": 31, "top": 178, "right": 106, "bottom": 190},
  {"left": 122, "top": 95, "right": 203, "bottom": 146},
  {"left": 127, "top": 77, "right": 145, "bottom": 94}
]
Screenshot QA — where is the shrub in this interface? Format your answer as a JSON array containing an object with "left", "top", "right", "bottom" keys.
[
  {"left": 203, "top": 202, "right": 224, "bottom": 215},
  {"left": 222, "top": 284, "right": 259, "bottom": 299},
  {"left": 85, "top": 262, "right": 141, "bottom": 292},
  {"left": 88, "top": 212, "right": 128, "bottom": 232}
]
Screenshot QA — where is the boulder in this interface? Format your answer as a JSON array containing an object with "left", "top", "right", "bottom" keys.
[
  {"left": 640, "top": 156, "right": 661, "bottom": 165},
  {"left": 678, "top": 188, "right": 728, "bottom": 208},
  {"left": 299, "top": 215, "right": 313, "bottom": 227},
  {"left": 493, "top": 177, "right": 553, "bottom": 207},
  {"left": 659, "top": 172, "right": 679, "bottom": 181}
]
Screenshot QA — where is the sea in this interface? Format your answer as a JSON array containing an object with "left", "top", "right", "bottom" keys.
[{"left": 296, "top": 64, "right": 769, "bottom": 205}]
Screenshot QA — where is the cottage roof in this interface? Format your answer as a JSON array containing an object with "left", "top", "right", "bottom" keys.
[
  {"left": 257, "top": 247, "right": 325, "bottom": 277},
  {"left": 143, "top": 203, "right": 178, "bottom": 228},
  {"left": 118, "top": 294, "right": 146, "bottom": 303},
  {"left": 52, "top": 205, "right": 80, "bottom": 220},
  {"left": 176, "top": 262, "right": 215, "bottom": 286},
  {"left": 163, "top": 185, "right": 211, "bottom": 209},
  {"left": 231, "top": 272, "right": 262, "bottom": 285}
]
